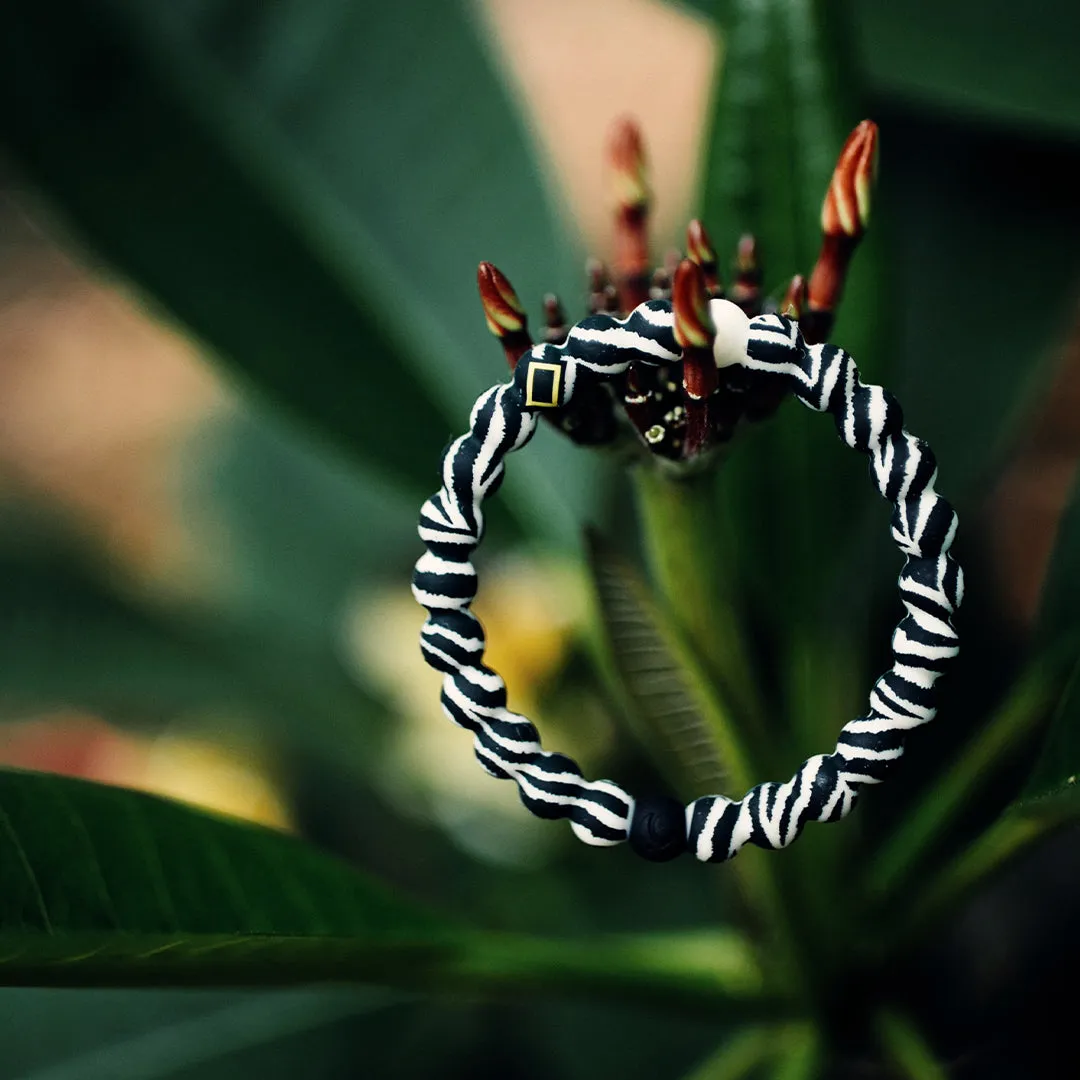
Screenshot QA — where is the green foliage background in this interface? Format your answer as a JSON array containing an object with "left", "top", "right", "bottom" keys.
[{"left": 0, "top": 0, "right": 1080, "bottom": 1076}]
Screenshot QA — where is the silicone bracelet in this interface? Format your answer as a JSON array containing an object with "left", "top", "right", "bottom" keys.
[{"left": 412, "top": 303, "right": 961, "bottom": 862}]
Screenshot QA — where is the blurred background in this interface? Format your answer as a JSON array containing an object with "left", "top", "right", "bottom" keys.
[{"left": 0, "top": 0, "right": 1079, "bottom": 1076}]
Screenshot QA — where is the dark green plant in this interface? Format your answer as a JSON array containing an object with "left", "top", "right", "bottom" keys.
[{"left": 1, "top": 1, "right": 1080, "bottom": 1076}]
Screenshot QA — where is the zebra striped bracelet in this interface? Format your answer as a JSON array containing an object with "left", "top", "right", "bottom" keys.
[{"left": 412, "top": 301, "right": 962, "bottom": 863}]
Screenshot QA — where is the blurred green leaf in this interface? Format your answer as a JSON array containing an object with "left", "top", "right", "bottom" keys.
[
  {"left": 700, "top": 0, "right": 840, "bottom": 289},
  {"left": 0, "top": 2, "right": 436, "bottom": 487},
  {"left": 875, "top": 1011, "right": 948, "bottom": 1080},
  {"left": 769, "top": 1024, "right": 821, "bottom": 1080},
  {"left": 182, "top": 408, "right": 419, "bottom": 630},
  {"left": 879, "top": 127, "right": 1080, "bottom": 504},
  {"left": 865, "top": 651, "right": 1079, "bottom": 900},
  {"left": 0, "top": 767, "right": 768, "bottom": 1009},
  {"left": 0, "top": 533, "right": 389, "bottom": 775},
  {"left": 0, "top": 0, "right": 602, "bottom": 542},
  {"left": 692, "top": 0, "right": 883, "bottom": 760},
  {"left": 0, "top": 540, "right": 247, "bottom": 722},
  {"left": 894, "top": 789, "right": 1080, "bottom": 947},
  {"left": 680, "top": 1026, "right": 778, "bottom": 1080},
  {"left": 1, "top": 988, "right": 536, "bottom": 1080},
  {"left": 585, "top": 532, "right": 741, "bottom": 799},
  {"left": 852, "top": 0, "right": 1080, "bottom": 139},
  {"left": 0, "top": 988, "right": 390, "bottom": 1080},
  {"left": 532, "top": 998, "right": 734, "bottom": 1080},
  {"left": 1026, "top": 671, "right": 1080, "bottom": 801}
]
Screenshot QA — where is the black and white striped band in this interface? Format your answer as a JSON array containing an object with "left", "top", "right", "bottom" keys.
[{"left": 412, "top": 304, "right": 961, "bottom": 862}]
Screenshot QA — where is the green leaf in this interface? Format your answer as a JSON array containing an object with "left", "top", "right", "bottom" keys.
[
  {"left": 0, "top": 767, "right": 768, "bottom": 1009},
  {"left": 852, "top": 0, "right": 1080, "bottom": 139},
  {"left": 700, "top": 0, "right": 842, "bottom": 291},
  {"left": 680, "top": 1022, "right": 818, "bottom": 1080},
  {"left": 534, "top": 997, "right": 742, "bottom": 1080},
  {"left": 0, "top": 766, "right": 443, "bottom": 961},
  {"left": 769, "top": 1023, "right": 821, "bottom": 1080},
  {"left": 864, "top": 650, "right": 1080, "bottom": 900},
  {"left": 893, "top": 790, "right": 1080, "bottom": 946},
  {"left": 1025, "top": 665, "right": 1080, "bottom": 800},
  {"left": 875, "top": 1011, "right": 949, "bottom": 1080},
  {"left": 876, "top": 128, "right": 1080, "bottom": 509},
  {"left": 585, "top": 531, "right": 743, "bottom": 799},
  {"left": 0, "top": 1, "right": 433, "bottom": 487},
  {"left": 182, "top": 408, "right": 421, "bottom": 630},
  {"left": 681, "top": 1027, "right": 777, "bottom": 1080},
  {"left": 0, "top": 0, "right": 601, "bottom": 541},
  {"left": 0, "top": 988, "right": 391, "bottom": 1080},
  {"left": 693, "top": 0, "right": 884, "bottom": 758}
]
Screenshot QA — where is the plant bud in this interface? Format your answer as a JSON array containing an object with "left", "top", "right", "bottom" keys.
[{"left": 477, "top": 261, "right": 531, "bottom": 368}]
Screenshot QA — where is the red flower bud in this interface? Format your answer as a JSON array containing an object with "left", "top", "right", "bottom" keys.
[
  {"left": 477, "top": 262, "right": 532, "bottom": 369},
  {"left": 821, "top": 119, "right": 878, "bottom": 241},
  {"left": 673, "top": 259, "right": 716, "bottom": 353},
  {"left": 806, "top": 121, "right": 880, "bottom": 344},
  {"left": 609, "top": 117, "right": 652, "bottom": 314},
  {"left": 609, "top": 116, "right": 650, "bottom": 214},
  {"left": 673, "top": 259, "right": 719, "bottom": 458},
  {"left": 687, "top": 219, "right": 722, "bottom": 297}
]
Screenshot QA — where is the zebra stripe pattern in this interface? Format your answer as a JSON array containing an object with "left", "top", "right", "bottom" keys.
[{"left": 412, "top": 306, "right": 961, "bottom": 862}]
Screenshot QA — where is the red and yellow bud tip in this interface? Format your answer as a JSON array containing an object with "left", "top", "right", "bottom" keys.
[
  {"left": 608, "top": 116, "right": 650, "bottom": 214},
  {"left": 808, "top": 122, "right": 879, "bottom": 325},
  {"left": 781, "top": 274, "right": 807, "bottom": 319},
  {"left": 686, "top": 219, "right": 721, "bottom": 294},
  {"left": 477, "top": 262, "right": 527, "bottom": 339},
  {"left": 672, "top": 259, "right": 716, "bottom": 350},
  {"left": 821, "top": 119, "right": 879, "bottom": 240},
  {"left": 687, "top": 219, "right": 717, "bottom": 269}
]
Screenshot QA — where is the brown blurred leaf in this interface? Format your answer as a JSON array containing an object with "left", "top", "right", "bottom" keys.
[{"left": 983, "top": 295, "right": 1080, "bottom": 632}]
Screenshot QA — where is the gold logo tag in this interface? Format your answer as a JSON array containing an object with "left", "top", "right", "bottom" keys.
[{"left": 525, "top": 362, "right": 562, "bottom": 408}]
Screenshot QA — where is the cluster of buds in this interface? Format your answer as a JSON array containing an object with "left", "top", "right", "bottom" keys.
[{"left": 476, "top": 116, "right": 879, "bottom": 465}]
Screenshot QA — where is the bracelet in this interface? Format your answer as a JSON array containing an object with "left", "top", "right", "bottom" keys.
[{"left": 412, "top": 300, "right": 962, "bottom": 862}]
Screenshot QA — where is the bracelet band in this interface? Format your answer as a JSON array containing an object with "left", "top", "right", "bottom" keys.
[{"left": 412, "top": 304, "right": 962, "bottom": 862}]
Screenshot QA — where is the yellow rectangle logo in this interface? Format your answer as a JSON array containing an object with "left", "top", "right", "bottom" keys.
[{"left": 525, "top": 362, "right": 562, "bottom": 408}]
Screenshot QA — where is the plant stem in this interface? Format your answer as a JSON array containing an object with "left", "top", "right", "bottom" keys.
[
  {"left": 633, "top": 465, "right": 763, "bottom": 735},
  {"left": 632, "top": 463, "right": 809, "bottom": 998}
]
